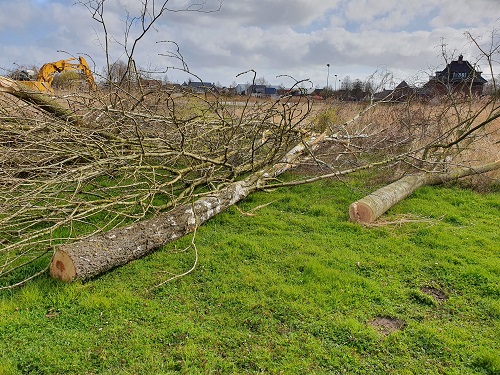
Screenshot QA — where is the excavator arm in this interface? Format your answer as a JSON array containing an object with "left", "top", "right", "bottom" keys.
[{"left": 20, "top": 56, "right": 96, "bottom": 92}]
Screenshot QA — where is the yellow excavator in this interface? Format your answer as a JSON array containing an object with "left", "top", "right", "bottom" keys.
[{"left": 16, "top": 56, "right": 97, "bottom": 92}]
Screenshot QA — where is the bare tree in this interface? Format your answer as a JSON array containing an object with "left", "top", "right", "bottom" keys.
[
  {"left": 79, "top": 0, "right": 222, "bottom": 89},
  {"left": 0, "top": 69, "right": 313, "bottom": 287}
]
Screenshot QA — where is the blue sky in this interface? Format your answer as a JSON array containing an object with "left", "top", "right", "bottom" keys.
[{"left": 1, "top": 0, "right": 499, "bottom": 88}]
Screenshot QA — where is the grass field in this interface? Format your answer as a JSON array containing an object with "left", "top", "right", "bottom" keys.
[{"left": 0, "top": 175, "right": 499, "bottom": 374}]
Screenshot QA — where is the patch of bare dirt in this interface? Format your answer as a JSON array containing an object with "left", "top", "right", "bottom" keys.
[
  {"left": 368, "top": 316, "right": 406, "bottom": 335},
  {"left": 420, "top": 286, "right": 448, "bottom": 304}
]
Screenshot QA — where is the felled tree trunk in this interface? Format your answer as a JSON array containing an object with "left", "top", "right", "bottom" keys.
[
  {"left": 0, "top": 76, "right": 82, "bottom": 125},
  {"left": 50, "top": 133, "right": 327, "bottom": 281},
  {"left": 349, "top": 160, "right": 499, "bottom": 224},
  {"left": 50, "top": 176, "right": 260, "bottom": 281}
]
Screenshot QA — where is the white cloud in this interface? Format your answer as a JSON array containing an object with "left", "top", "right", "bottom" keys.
[
  {"left": 221, "top": 1, "right": 338, "bottom": 28},
  {"left": 0, "top": 2, "right": 37, "bottom": 32},
  {"left": 429, "top": 0, "right": 500, "bottom": 28}
]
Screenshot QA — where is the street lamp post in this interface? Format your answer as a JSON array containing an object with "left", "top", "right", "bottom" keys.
[
  {"left": 334, "top": 74, "right": 337, "bottom": 91},
  {"left": 326, "top": 64, "right": 330, "bottom": 90}
]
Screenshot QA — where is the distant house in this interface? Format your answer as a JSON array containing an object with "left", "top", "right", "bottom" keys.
[
  {"left": 373, "top": 88, "right": 394, "bottom": 101},
  {"left": 264, "top": 87, "right": 278, "bottom": 97},
  {"left": 235, "top": 83, "right": 249, "bottom": 95},
  {"left": 248, "top": 84, "right": 267, "bottom": 96},
  {"left": 139, "top": 78, "right": 163, "bottom": 90},
  {"left": 424, "top": 55, "right": 487, "bottom": 96},
  {"left": 392, "top": 80, "right": 414, "bottom": 101},
  {"left": 234, "top": 83, "right": 265, "bottom": 95},
  {"left": 311, "top": 88, "right": 324, "bottom": 97},
  {"left": 183, "top": 81, "right": 217, "bottom": 93},
  {"left": 234, "top": 83, "right": 279, "bottom": 98},
  {"left": 374, "top": 80, "right": 414, "bottom": 102}
]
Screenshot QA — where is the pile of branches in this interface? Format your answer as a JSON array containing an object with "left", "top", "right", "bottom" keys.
[
  {"left": 0, "top": 84, "right": 311, "bottom": 287},
  {"left": 1, "top": 76, "right": 498, "bottom": 288}
]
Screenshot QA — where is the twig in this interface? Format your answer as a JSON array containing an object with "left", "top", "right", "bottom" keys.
[
  {"left": 363, "top": 214, "right": 445, "bottom": 228},
  {"left": 148, "top": 225, "right": 199, "bottom": 291},
  {"left": 234, "top": 200, "right": 276, "bottom": 216}
]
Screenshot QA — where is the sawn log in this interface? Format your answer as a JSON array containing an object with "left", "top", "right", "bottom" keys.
[{"left": 349, "top": 160, "right": 499, "bottom": 224}]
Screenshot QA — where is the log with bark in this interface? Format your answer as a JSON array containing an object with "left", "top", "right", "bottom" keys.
[
  {"left": 0, "top": 76, "right": 83, "bottom": 125},
  {"left": 349, "top": 160, "right": 500, "bottom": 224},
  {"left": 50, "top": 133, "right": 327, "bottom": 281}
]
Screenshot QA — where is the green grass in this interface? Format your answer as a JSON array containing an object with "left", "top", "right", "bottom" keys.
[{"left": 0, "top": 177, "right": 499, "bottom": 374}]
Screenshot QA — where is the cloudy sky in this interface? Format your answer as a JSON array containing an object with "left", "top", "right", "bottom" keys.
[{"left": 1, "top": 0, "right": 499, "bottom": 88}]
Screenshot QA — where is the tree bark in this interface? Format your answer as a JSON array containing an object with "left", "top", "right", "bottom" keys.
[
  {"left": 349, "top": 160, "right": 500, "bottom": 224},
  {"left": 0, "top": 76, "right": 83, "bottom": 125},
  {"left": 50, "top": 177, "right": 259, "bottom": 281},
  {"left": 50, "top": 133, "right": 327, "bottom": 281}
]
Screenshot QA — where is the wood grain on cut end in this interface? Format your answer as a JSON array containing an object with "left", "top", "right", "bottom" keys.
[
  {"left": 349, "top": 201, "right": 374, "bottom": 223},
  {"left": 50, "top": 250, "right": 77, "bottom": 282}
]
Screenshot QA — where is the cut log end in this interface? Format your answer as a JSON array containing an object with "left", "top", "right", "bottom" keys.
[
  {"left": 50, "top": 250, "right": 77, "bottom": 282},
  {"left": 349, "top": 201, "right": 375, "bottom": 224}
]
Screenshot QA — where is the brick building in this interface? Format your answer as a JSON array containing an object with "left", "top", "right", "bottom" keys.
[{"left": 424, "top": 55, "right": 487, "bottom": 96}]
